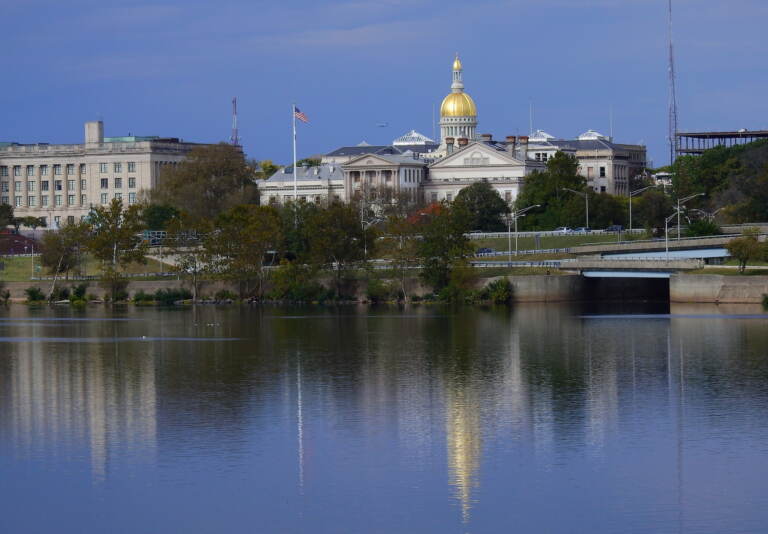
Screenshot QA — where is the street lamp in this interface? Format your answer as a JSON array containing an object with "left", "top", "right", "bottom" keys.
[
  {"left": 690, "top": 207, "right": 723, "bottom": 223},
  {"left": 505, "top": 204, "right": 540, "bottom": 258},
  {"left": 629, "top": 184, "right": 661, "bottom": 233},
  {"left": 676, "top": 192, "right": 705, "bottom": 241},
  {"left": 665, "top": 210, "right": 682, "bottom": 261},
  {"left": 562, "top": 188, "right": 589, "bottom": 229}
]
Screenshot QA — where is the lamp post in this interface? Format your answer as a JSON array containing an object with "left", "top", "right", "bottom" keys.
[
  {"left": 690, "top": 207, "right": 723, "bottom": 223},
  {"left": 562, "top": 188, "right": 589, "bottom": 229},
  {"left": 676, "top": 192, "right": 705, "bottom": 240},
  {"left": 505, "top": 204, "right": 540, "bottom": 258},
  {"left": 665, "top": 211, "right": 682, "bottom": 261},
  {"left": 629, "top": 184, "right": 661, "bottom": 233}
]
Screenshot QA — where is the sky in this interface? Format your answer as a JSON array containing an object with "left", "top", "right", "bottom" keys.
[{"left": 2, "top": 0, "right": 767, "bottom": 167}]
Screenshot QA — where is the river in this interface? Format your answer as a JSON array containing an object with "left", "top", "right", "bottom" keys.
[{"left": 1, "top": 302, "right": 768, "bottom": 533}]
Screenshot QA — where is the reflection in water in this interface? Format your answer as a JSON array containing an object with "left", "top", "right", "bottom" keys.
[{"left": 2, "top": 305, "right": 768, "bottom": 533}]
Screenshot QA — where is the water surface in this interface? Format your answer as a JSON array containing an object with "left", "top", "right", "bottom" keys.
[{"left": 2, "top": 303, "right": 768, "bottom": 533}]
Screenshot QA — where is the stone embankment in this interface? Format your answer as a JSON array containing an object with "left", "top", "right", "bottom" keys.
[{"left": 669, "top": 274, "right": 768, "bottom": 304}]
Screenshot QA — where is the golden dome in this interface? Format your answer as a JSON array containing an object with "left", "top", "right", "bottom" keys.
[
  {"left": 453, "top": 55, "right": 462, "bottom": 71},
  {"left": 440, "top": 92, "right": 477, "bottom": 117}
]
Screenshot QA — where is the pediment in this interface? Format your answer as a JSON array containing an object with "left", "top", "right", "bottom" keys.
[
  {"left": 343, "top": 154, "right": 397, "bottom": 167},
  {"left": 430, "top": 142, "right": 524, "bottom": 168}
]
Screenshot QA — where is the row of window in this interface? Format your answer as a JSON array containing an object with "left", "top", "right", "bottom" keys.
[
  {"left": 1, "top": 192, "right": 137, "bottom": 208},
  {"left": 0, "top": 162, "right": 138, "bottom": 177},
  {"left": 0, "top": 177, "right": 137, "bottom": 192}
]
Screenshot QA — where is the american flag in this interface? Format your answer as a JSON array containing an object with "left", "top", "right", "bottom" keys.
[{"left": 294, "top": 106, "right": 309, "bottom": 124}]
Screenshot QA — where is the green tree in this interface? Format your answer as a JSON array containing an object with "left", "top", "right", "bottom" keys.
[
  {"left": 453, "top": 181, "right": 510, "bottom": 231},
  {"left": 726, "top": 229, "right": 764, "bottom": 273},
  {"left": 634, "top": 190, "right": 674, "bottom": 230},
  {"left": 165, "top": 215, "right": 209, "bottom": 301},
  {"left": 40, "top": 221, "right": 90, "bottom": 280},
  {"left": 385, "top": 214, "right": 420, "bottom": 300},
  {"left": 277, "top": 200, "right": 321, "bottom": 261},
  {"left": 86, "top": 198, "right": 147, "bottom": 301},
  {"left": 204, "top": 205, "right": 282, "bottom": 299},
  {"left": 0, "top": 204, "right": 13, "bottom": 229},
  {"left": 255, "top": 159, "right": 280, "bottom": 179},
  {"left": 417, "top": 204, "right": 473, "bottom": 291},
  {"left": 308, "top": 202, "right": 374, "bottom": 297},
  {"left": 152, "top": 143, "right": 258, "bottom": 222},
  {"left": 142, "top": 203, "right": 180, "bottom": 231}
]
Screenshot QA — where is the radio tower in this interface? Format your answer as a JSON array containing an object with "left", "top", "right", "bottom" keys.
[
  {"left": 230, "top": 97, "right": 240, "bottom": 146},
  {"left": 667, "top": 0, "right": 679, "bottom": 165}
]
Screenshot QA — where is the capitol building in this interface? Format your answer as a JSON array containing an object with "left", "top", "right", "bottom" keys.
[{"left": 259, "top": 55, "right": 647, "bottom": 205}]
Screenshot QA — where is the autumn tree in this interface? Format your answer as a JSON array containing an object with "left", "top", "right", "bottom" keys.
[
  {"left": 152, "top": 143, "right": 258, "bottom": 222},
  {"left": 726, "top": 229, "right": 765, "bottom": 274},
  {"left": 203, "top": 205, "right": 282, "bottom": 299}
]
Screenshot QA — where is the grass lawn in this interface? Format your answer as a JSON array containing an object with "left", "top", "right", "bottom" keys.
[
  {"left": 0, "top": 255, "right": 175, "bottom": 282},
  {"left": 687, "top": 267, "right": 768, "bottom": 276},
  {"left": 473, "top": 233, "right": 622, "bottom": 252}
]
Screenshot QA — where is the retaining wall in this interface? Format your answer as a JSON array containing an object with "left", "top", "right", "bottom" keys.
[{"left": 670, "top": 274, "right": 768, "bottom": 304}]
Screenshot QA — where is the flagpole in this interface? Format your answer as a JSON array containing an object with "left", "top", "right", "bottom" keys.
[{"left": 292, "top": 103, "right": 298, "bottom": 200}]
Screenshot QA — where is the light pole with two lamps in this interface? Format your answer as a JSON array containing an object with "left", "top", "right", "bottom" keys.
[
  {"left": 665, "top": 210, "right": 683, "bottom": 261},
  {"left": 629, "top": 184, "right": 661, "bottom": 233},
  {"left": 676, "top": 192, "right": 705, "bottom": 240},
  {"left": 504, "top": 204, "right": 540, "bottom": 258}
]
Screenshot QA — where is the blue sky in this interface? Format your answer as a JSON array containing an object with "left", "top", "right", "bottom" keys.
[{"left": 3, "top": 0, "right": 767, "bottom": 167}]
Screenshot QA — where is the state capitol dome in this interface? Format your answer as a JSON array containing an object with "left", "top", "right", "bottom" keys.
[{"left": 440, "top": 55, "right": 477, "bottom": 118}]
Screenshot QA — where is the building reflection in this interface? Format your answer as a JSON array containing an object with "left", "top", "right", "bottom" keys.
[{"left": 4, "top": 332, "right": 157, "bottom": 481}]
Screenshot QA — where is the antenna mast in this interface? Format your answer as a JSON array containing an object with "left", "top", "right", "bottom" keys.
[
  {"left": 230, "top": 97, "right": 240, "bottom": 146},
  {"left": 668, "top": 0, "right": 679, "bottom": 165}
]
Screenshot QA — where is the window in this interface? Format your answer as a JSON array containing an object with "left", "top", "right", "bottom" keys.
[
  {"left": 446, "top": 193, "right": 453, "bottom": 202},
  {"left": 431, "top": 192, "right": 438, "bottom": 202},
  {"left": 114, "top": 162, "right": 122, "bottom": 173},
  {"left": 68, "top": 194, "right": 75, "bottom": 205},
  {"left": 26, "top": 165, "right": 34, "bottom": 176},
  {"left": 41, "top": 196, "right": 48, "bottom": 207},
  {"left": 99, "top": 163, "right": 108, "bottom": 173},
  {"left": 114, "top": 192, "right": 122, "bottom": 200},
  {"left": 55, "top": 180, "right": 62, "bottom": 191},
  {"left": 587, "top": 167, "right": 594, "bottom": 178},
  {"left": 40, "top": 165, "right": 48, "bottom": 176},
  {"left": 114, "top": 177, "right": 122, "bottom": 188},
  {"left": 66, "top": 164, "right": 74, "bottom": 175},
  {"left": 100, "top": 178, "right": 108, "bottom": 189},
  {"left": 14, "top": 196, "right": 22, "bottom": 207},
  {"left": 0, "top": 182, "right": 7, "bottom": 192},
  {"left": 41, "top": 181, "right": 49, "bottom": 192},
  {"left": 127, "top": 162, "right": 136, "bottom": 172},
  {"left": 79, "top": 164, "right": 87, "bottom": 175},
  {"left": 54, "top": 195, "right": 62, "bottom": 206},
  {"left": 128, "top": 177, "right": 136, "bottom": 188},
  {"left": 100, "top": 193, "right": 108, "bottom": 204},
  {"left": 128, "top": 192, "right": 136, "bottom": 204},
  {"left": 54, "top": 216, "right": 61, "bottom": 227},
  {"left": 599, "top": 166, "right": 606, "bottom": 178},
  {"left": 1, "top": 196, "right": 8, "bottom": 205},
  {"left": 0, "top": 166, "right": 7, "bottom": 177},
  {"left": 81, "top": 195, "right": 87, "bottom": 205},
  {"left": 14, "top": 181, "right": 21, "bottom": 191},
  {"left": 80, "top": 179, "right": 87, "bottom": 189},
  {"left": 600, "top": 186, "right": 606, "bottom": 192},
  {"left": 28, "top": 196, "right": 36, "bottom": 207},
  {"left": 13, "top": 166, "right": 21, "bottom": 177},
  {"left": 53, "top": 164, "right": 62, "bottom": 175},
  {"left": 27, "top": 181, "right": 35, "bottom": 192},
  {"left": 67, "top": 180, "right": 75, "bottom": 190},
  {"left": 66, "top": 215, "right": 74, "bottom": 225},
  {"left": 505, "top": 191, "right": 512, "bottom": 202}
]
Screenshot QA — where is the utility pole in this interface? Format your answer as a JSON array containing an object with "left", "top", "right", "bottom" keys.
[
  {"left": 230, "top": 97, "right": 240, "bottom": 146},
  {"left": 668, "top": 0, "right": 679, "bottom": 166}
]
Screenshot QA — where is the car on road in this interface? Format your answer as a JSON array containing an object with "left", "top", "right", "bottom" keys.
[
  {"left": 554, "top": 227, "right": 573, "bottom": 234},
  {"left": 476, "top": 247, "right": 494, "bottom": 254},
  {"left": 573, "top": 227, "right": 591, "bottom": 234},
  {"left": 606, "top": 224, "right": 624, "bottom": 232}
]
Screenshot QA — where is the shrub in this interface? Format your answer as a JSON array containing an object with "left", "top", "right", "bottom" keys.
[
  {"left": 367, "top": 278, "right": 396, "bottom": 303},
  {"left": 269, "top": 260, "right": 325, "bottom": 301},
  {"left": 685, "top": 219, "right": 721, "bottom": 237},
  {"left": 154, "top": 288, "right": 192, "bottom": 305},
  {"left": 133, "top": 290, "right": 154, "bottom": 303},
  {"left": 214, "top": 289, "right": 238, "bottom": 301},
  {"left": 86, "top": 293, "right": 99, "bottom": 302},
  {"left": 51, "top": 286, "right": 70, "bottom": 301},
  {"left": 71, "top": 283, "right": 89, "bottom": 300},
  {"left": 25, "top": 287, "right": 45, "bottom": 302},
  {"left": 483, "top": 278, "right": 514, "bottom": 304}
]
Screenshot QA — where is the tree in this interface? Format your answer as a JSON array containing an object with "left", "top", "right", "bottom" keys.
[
  {"left": 86, "top": 198, "right": 147, "bottom": 300},
  {"left": 151, "top": 143, "right": 258, "bottom": 222},
  {"left": 308, "top": 202, "right": 374, "bottom": 297},
  {"left": 515, "top": 152, "right": 586, "bottom": 230},
  {"left": 417, "top": 204, "right": 473, "bottom": 291},
  {"left": 255, "top": 159, "right": 280, "bottom": 179},
  {"left": 0, "top": 204, "right": 13, "bottom": 229},
  {"left": 277, "top": 200, "right": 321, "bottom": 262},
  {"left": 453, "top": 181, "right": 510, "bottom": 231},
  {"left": 385, "top": 214, "right": 420, "bottom": 300},
  {"left": 40, "top": 221, "right": 90, "bottom": 280},
  {"left": 634, "top": 190, "right": 674, "bottom": 231},
  {"left": 165, "top": 215, "right": 209, "bottom": 301},
  {"left": 726, "top": 230, "right": 764, "bottom": 273},
  {"left": 203, "top": 205, "right": 282, "bottom": 299},
  {"left": 142, "top": 203, "right": 180, "bottom": 231}
]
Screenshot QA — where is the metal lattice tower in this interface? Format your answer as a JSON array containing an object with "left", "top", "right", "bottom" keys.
[
  {"left": 668, "top": 0, "right": 679, "bottom": 165},
  {"left": 230, "top": 97, "right": 240, "bottom": 146}
]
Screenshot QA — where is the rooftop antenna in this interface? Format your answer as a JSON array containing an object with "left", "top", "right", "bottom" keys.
[
  {"left": 230, "top": 97, "right": 240, "bottom": 146},
  {"left": 609, "top": 104, "right": 614, "bottom": 140},
  {"left": 668, "top": 0, "right": 679, "bottom": 165},
  {"left": 432, "top": 103, "right": 436, "bottom": 142},
  {"left": 529, "top": 100, "right": 534, "bottom": 136}
]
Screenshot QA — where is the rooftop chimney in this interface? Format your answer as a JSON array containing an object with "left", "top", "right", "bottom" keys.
[
  {"left": 85, "top": 121, "right": 104, "bottom": 145},
  {"left": 480, "top": 133, "right": 493, "bottom": 142},
  {"left": 457, "top": 137, "right": 469, "bottom": 147},
  {"left": 446, "top": 136, "right": 455, "bottom": 154},
  {"left": 518, "top": 135, "right": 529, "bottom": 159},
  {"left": 506, "top": 135, "right": 516, "bottom": 154}
]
